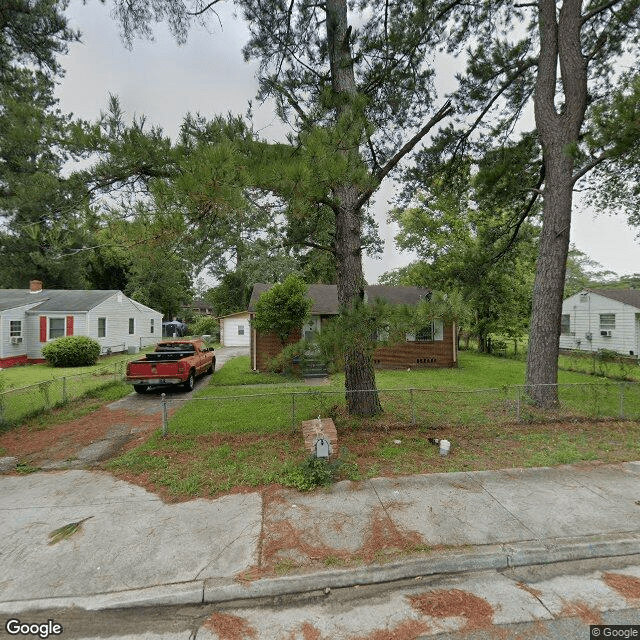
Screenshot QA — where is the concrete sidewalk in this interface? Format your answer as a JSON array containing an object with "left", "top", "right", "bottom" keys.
[{"left": 1, "top": 461, "right": 640, "bottom": 614}]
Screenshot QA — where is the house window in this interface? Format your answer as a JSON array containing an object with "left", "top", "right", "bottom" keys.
[
  {"left": 129, "top": 318, "right": 135, "bottom": 334},
  {"left": 49, "top": 318, "right": 65, "bottom": 339},
  {"left": 406, "top": 320, "right": 444, "bottom": 342},
  {"left": 561, "top": 314, "right": 571, "bottom": 335},
  {"left": 238, "top": 325, "right": 245, "bottom": 336},
  {"left": 600, "top": 314, "right": 615, "bottom": 330},
  {"left": 98, "top": 317, "right": 106, "bottom": 338},
  {"left": 9, "top": 320, "right": 22, "bottom": 337},
  {"left": 150, "top": 319, "right": 155, "bottom": 334},
  {"left": 415, "top": 324, "right": 434, "bottom": 342}
]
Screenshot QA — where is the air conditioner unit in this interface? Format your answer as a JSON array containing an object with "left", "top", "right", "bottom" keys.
[
  {"left": 601, "top": 330, "right": 613, "bottom": 337},
  {"left": 585, "top": 332, "right": 592, "bottom": 341},
  {"left": 10, "top": 336, "right": 22, "bottom": 344}
]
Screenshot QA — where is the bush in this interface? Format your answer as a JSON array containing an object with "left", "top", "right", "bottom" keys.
[
  {"left": 283, "top": 456, "right": 336, "bottom": 491},
  {"left": 189, "top": 315, "right": 220, "bottom": 340},
  {"left": 41, "top": 336, "right": 101, "bottom": 367}
]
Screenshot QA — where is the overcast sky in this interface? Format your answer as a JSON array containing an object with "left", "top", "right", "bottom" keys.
[{"left": 55, "top": 2, "right": 639, "bottom": 284}]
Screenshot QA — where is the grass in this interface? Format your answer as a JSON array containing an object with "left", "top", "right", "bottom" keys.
[
  {"left": 0, "top": 380, "right": 132, "bottom": 431},
  {"left": 0, "top": 350, "right": 150, "bottom": 390},
  {"left": 107, "top": 350, "right": 640, "bottom": 500}
]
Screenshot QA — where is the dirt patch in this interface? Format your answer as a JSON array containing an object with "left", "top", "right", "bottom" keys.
[
  {"left": 359, "top": 506, "right": 425, "bottom": 563},
  {"left": 257, "top": 493, "right": 427, "bottom": 576},
  {"left": 0, "top": 406, "right": 161, "bottom": 466},
  {"left": 202, "top": 612, "right": 257, "bottom": 640},
  {"left": 515, "top": 582, "right": 544, "bottom": 599},
  {"left": 297, "top": 622, "right": 323, "bottom": 640},
  {"left": 603, "top": 572, "right": 640, "bottom": 601},
  {"left": 409, "top": 589, "right": 494, "bottom": 631},
  {"left": 559, "top": 600, "right": 603, "bottom": 624},
  {"left": 348, "top": 619, "right": 431, "bottom": 640}
]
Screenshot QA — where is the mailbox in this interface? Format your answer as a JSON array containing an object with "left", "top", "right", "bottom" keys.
[{"left": 314, "top": 437, "right": 332, "bottom": 459}]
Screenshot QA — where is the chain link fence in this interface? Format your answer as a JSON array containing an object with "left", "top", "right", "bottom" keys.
[
  {"left": 0, "top": 362, "right": 127, "bottom": 426},
  {"left": 158, "top": 381, "right": 640, "bottom": 436}
]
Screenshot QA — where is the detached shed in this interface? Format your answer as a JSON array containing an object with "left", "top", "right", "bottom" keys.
[{"left": 219, "top": 311, "right": 251, "bottom": 347}]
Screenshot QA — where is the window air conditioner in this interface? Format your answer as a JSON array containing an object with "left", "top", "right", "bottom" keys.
[
  {"left": 585, "top": 332, "right": 592, "bottom": 340},
  {"left": 10, "top": 336, "right": 22, "bottom": 344},
  {"left": 600, "top": 330, "right": 612, "bottom": 337}
]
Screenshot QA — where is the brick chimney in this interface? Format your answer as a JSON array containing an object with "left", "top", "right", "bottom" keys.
[{"left": 29, "top": 280, "right": 43, "bottom": 293}]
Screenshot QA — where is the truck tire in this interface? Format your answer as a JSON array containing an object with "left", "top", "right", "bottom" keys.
[
  {"left": 183, "top": 370, "right": 195, "bottom": 391},
  {"left": 133, "top": 384, "right": 149, "bottom": 394},
  {"left": 207, "top": 358, "right": 215, "bottom": 375}
]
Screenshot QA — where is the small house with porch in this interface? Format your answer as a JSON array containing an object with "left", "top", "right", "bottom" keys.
[{"left": 248, "top": 283, "right": 457, "bottom": 372}]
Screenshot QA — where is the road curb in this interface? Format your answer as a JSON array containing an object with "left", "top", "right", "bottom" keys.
[
  {"left": 3, "top": 535, "right": 640, "bottom": 614},
  {"left": 202, "top": 534, "right": 640, "bottom": 605},
  {"left": 0, "top": 581, "right": 205, "bottom": 615}
]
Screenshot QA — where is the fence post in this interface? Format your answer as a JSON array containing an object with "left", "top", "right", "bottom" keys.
[
  {"left": 161, "top": 393, "right": 168, "bottom": 437},
  {"left": 62, "top": 377, "right": 67, "bottom": 404},
  {"left": 409, "top": 388, "right": 416, "bottom": 425},
  {"left": 516, "top": 386, "right": 521, "bottom": 421},
  {"left": 292, "top": 393, "right": 296, "bottom": 432},
  {"left": 619, "top": 383, "right": 625, "bottom": 419}
]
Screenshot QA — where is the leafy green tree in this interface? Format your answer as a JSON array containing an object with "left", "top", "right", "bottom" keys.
[
  {"left": 0, "top": 0, "right": 88, "bottom": 288},
  {"left": 206, "top": 272, "right": 251, "bottom": 318},
  {"left": 564, "top": 246, "right": 617, "bottom": 297},
  {"left": 420, "top": 0, "right": 639, "bottom": 405},
  {"left": 252, "top": 274, "right": 312, "bottom": 346},
  {"left": 385, "top": 159, "right": 539, "bottom": 352},
  {"left": 104, "top": 0, "right": 477, "bottom": 416}
]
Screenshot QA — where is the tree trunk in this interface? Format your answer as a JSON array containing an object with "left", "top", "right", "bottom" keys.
[
  {"left": 526, "top": 0, "right": 587, "bottom": 408},
  {"left": 326, "top": 0, "right": 381, "bottom": 416}
]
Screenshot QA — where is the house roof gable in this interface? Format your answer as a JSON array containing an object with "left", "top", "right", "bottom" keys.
[
  {"left": 585, "top": 289, "right": 640, "bottom": 310},
  {"left": 0, "top": 289, "right": 147, "bottom": 314},
  {"left": 248, "top": 283, "right": 432, "bottom": 314}
]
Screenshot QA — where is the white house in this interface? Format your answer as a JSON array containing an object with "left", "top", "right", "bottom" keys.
[
  {"left": 560, "top": 289, "right": 640, "bottom": 357},
  {"left": 218, "top": 311, "right": 251, "bottom": 347},
  {"left": 0, "top": 280, "right": 163, "bottom": 367}
]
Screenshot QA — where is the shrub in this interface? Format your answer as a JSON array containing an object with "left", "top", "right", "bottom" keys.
[
  {"left": 189, "top": 315, "right": 220, "bottom": 340},
  {"left": 41, "top": 336, "right": 101, "bottom": 367}
]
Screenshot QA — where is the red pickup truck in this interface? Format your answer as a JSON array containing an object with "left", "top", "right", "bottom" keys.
[{"left": 126, "top": 339, "right": 215, "bottom": 393}]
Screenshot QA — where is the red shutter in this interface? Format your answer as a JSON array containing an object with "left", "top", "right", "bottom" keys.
[
  {"left": 66, "top": 316, "right": 74, "bottom": 336},
  {"left": 39, "top": 316, "right": 47, "bottom": 342}
]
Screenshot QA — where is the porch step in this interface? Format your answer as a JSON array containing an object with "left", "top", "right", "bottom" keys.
[{"left": 302, "top": 360, "right": 327, "bottom": 378}]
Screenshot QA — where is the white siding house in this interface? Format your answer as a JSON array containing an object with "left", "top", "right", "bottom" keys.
[
  {"left": 560, "top": 289, "right": 640, "bottom": 357},
  {"left": 218, "top": 312, "right": 251, "bottom": 347},
  {"left": 0, "top": 281, "right": 163, "bottom": 367}
]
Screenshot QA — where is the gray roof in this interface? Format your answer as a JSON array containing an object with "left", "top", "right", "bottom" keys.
[
  {"left": 0, "top": 289, "right": 119, "bottom": 313},
  {"left": 248, "top": 283, "right": 432, "bottom": 314},
  {"left": 588, "top": 289, "right": 640, "bottom": 310}
]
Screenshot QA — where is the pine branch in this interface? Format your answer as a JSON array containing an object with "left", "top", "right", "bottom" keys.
[
  {"left": 186, "top": 1, "right": 224, "bottom": 16},
  {"left": 48, "top": 516, "right": 93, "bottom": 545},
  {"left": 357, "top": 100, "right": 454, "bottom": 210},
  {"left": 582, "top": 0, "right": 624, "bottom": 24}
]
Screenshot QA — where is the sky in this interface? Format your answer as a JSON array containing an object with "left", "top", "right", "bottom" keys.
[{"left": 55, "top": 2, "right": 639, "bottom": 285}]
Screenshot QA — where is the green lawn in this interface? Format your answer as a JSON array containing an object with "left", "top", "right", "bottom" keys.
[
  {"left": 0, "top": 350, "right": 152, "bottom": 425},
  {"left": 108, "top": 351, "right": 640, "bottom": 499}
]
